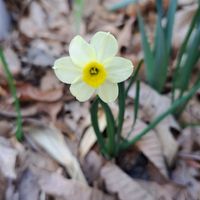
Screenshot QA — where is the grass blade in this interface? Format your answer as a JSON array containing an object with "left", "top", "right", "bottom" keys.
[{"left": 0, "top": 47, "right": 23, "bottom": 140}]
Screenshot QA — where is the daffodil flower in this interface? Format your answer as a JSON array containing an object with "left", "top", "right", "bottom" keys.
[{"left": 53, "top": 32, "right": 133, "bottom": 103}]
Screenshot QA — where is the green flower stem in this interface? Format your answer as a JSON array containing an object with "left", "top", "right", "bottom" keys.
[
  {"left": 90, "top": 98, "right": 108, "bottom": 155},
  {"left": 120, "top": 81, "right": 200, "bottom": 151},
  {"left": 99, "top": 98, "right": 116, "bottom": 157},
  {"left": 0, "top": 47, "right": 23, "bottom": 140},
  {"left": 116, "top": 82, "right": 125, "bottom": 154}
]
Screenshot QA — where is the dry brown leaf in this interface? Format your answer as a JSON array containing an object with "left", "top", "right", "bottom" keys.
[
  {"left": 123, "top": 118, "right": 168, "bottom": 177},
  {"left": 101, "top": 163, "right": 154, "bottom": 200},
  {"left": 172, "top": 160, "right": 200, "bottom": 199},
  {"left": 37, "top": 102, "right": 63, "bottom": 122},
  {"left": 0, "top": 47, "right": 21, "bottom": 76},
  {"left": 118, "top": 17, "right": 135, "bottom": 51},
  {"left": 25, "top": 121, "right": 87, "bottom": 184},
  {"left": 0, "top": 120, "right": 13, "bottom": 137},
  {"left": 82, "top": 151, "right": 103, "bottom": 184},
  {"left": 0, "top": 172, "right": 6, "bottom": 200},
  {"left": 18, "top": 169, "right": 40, "bottom": 200},
  {"left": 179, "top": 127, "right": 200, "bottom": 150},
  {"left": 33, "top": 166, "right": 114, "bottom": 200},
  {"left": 64, "top": 101, "right": 91, "bottom": 139},
  {"left": 139, "top": 180, "right": 193, "bottom": 200},
  {"left": 17, "top": 83, "right": 63, "bottom": 102},
  {"left": 101, "top": 163, "right": 195, "bottom": 200},
  {"left": 128, "top": 82, "right": 179, "bottom": 165},
  {"left": 180, "top": 97, "right": 200, "bottom": 124},
  {"left": 19, "top": 1, "right": 47, "bottom": 38},
  {"left": 0, "top": 137, "right": 17, "bottom": 179}
]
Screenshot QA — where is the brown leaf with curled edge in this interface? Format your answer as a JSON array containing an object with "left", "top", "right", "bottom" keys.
[
  {"left": 101, "top": 163, "right": 154, "bottom": 200},
  {"left": 128, "top": 82, "right": 179, "bottom": 165},
  {"left": 17, "top": 83, "right": 63, "bottom": 102},
  {"left": 32, "top": 166, "right": 114, "bottom": 200},
  {"left": 122, "top": 117, "right": 168, "bottom": 178}
]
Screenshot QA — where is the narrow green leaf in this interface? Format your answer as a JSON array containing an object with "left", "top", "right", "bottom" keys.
[
  {"left": 175, "top": 25, "right": 200, "bottom": 93},
  {"left": 137, "top": 11, "right": 156, "bottom": 87},
  {"left": 165, "top": 0, "right": 177, "bottom": 54},
  {"left": 120, "top": 80, "right": 200, "bottom": 150},
  {"left": 99, "top": 99, "right": 116, "bottom": 157},
  {"left": 107, "top": 0, "right": 138, "bottom": 11},
  {"left": 133, "top": 80, "right": 140, "bottom": 125},
  {"left": 153, "top": 0, "right": 168, "bottom": 92},
  {"left": 155, "top": 0, "right": 163, "bottom": 18},
  {"left": 125, "top": 59, "right": 143, "bottom": 96},
  {"left": 90, "top": 98, "right": 107, "bottom": 155},
  {"left": 172, "top": 5, "right": 200, "bottom": 101},
  {"left": 125, "top": 80, "right": 140, "bottom": 140},
  {"left": 0, "top": 47, "right": 23, "bottom": 141}
]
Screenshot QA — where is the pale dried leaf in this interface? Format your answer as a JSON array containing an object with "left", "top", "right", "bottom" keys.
[
  {"left": 33, "top": 167, "right": 114, "bottom": 200},
  {"left": 0, "top": 137, "right": 17, "bottom": 179},
  {"left": 101, "top": 163, "right": 154, "bottom": 200},
  {"left": 128, "top": 82, "right": 179, "bottom": 165},
  {"left": 25, "top": 122, "right": 87, "bottom": 184}
]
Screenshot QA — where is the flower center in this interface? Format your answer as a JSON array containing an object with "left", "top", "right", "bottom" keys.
[{"left": 82, "top": 61, "right": 107, "bottom": 88}]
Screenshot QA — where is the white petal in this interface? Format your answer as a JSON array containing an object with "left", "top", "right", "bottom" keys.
[
  {"left": 97, "top": 81, "right": 118, "bottom": 103},
  {"left": 53, "top": 57, "right": 81, "bottom": 84},
  {"left": 91, "top": 32, "right": 118, "bottom": 62},
  {"left": 70, "top": 80, "right": 95, "bottom": 102},
  {"left": 69, "top": 35, "right": 96, "bottom": 67},
  {"left": 106, "top": 57, "right": 133, "bottom": 83}
]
